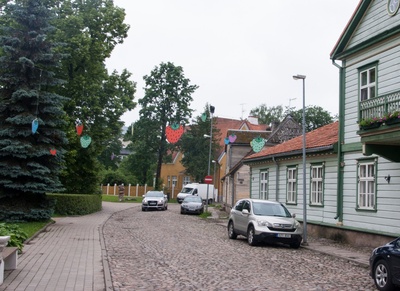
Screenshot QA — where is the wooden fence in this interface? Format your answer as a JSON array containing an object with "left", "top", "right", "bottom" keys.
[{"left": 100, "top": 184, "right": 181, "bottom": 198}]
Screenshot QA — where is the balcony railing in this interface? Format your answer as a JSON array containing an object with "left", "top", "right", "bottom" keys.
[{"left": 360, "top": 90, "right": 400, "bottom": 120}]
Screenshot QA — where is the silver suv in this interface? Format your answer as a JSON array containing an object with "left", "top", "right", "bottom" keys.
[
  {"left": 227, "top": 199, "right": 303, "bottom": 248},
  {"left": 142, "top": 191, "right": 168, "bottom": 211}
]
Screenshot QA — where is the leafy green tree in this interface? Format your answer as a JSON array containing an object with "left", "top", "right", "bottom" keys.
[
  {"left": 179, "top": 105, "right": 221, "bottom": 182},
  {"left": 291, "top": 105, "right": 334, "bottom": 132},
  {"left": 48, "top": 0, "right": 136, "bottom": 193},
  {"left": 139, "top": 62, "right": 198, "bottom": 189},
  {"left": 249, "top": 104, "right": 284, "bottom": 125},
  {"left": 0, "top": 0, "right": 67, "bottom": 206},
  {"left": 122, "top": 119, "right": 159, "bottom": 185}
]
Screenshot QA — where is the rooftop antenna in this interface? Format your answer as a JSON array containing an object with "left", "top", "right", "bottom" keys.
[
  {"left": 289, "top": 98, "right": 296, "bottom": 109},
  {"left": 240, "top": 103, "right": 246, "bottom": 119}
]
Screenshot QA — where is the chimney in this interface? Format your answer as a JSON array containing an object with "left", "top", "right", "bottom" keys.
[{"left": 247, "top": 116, "right": 258, "bottom": 125}]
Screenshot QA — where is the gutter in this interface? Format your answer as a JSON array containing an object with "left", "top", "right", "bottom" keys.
[
  {"left": 243, "top": 145, "right": 335, "bottom": 164},
  {"left": 272, "top": 157, "right": 279, "bottom": 201},
  {"left": 332, "top": 59, "right": 345, "bottom": 223}
]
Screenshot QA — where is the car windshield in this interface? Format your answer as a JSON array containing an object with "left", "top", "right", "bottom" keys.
[
  {"left": 146, "top": 192, "right": 164, "bottom": 198},
  {"left": 180, "top": 187, "right": 193, "bottom": 194},
  {"left": 184, "top": 196, "right": 202, "bottom": 203},
  {"left": 252, "top": 202, "right": 291, "bottom": 217}
]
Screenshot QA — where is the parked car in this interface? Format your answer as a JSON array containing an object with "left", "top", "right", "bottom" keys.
[
  {"left": 181, "top": 195, "right": 204, "bottom": 215},
  {"left": 369, "top": 237, "right": 400, "bottom": 291},
  {"left": 227, "top": 199, "right": 303, "bottom": 248},
  {"left": 142, "top": 191, "right": 168, "bottom": 211}
]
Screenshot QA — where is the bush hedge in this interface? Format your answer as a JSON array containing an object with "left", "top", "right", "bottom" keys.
[{"left": 49, "top": 194, "right": 102, "bottom": 216}]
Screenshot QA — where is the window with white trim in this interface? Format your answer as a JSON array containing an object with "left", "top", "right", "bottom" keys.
[
  {"left": 183, "top": 176, "right": 191, "bottom": 185},
  {"left": 172, "top": 176, "right": 177, "bottom": 187},
  {"left": 260, "top": 170, "right": 268, "bottom": 200},
  {"left": 358, "top": 161, "right": 375, "bottom": 210},
  {"left": 310, "top": 164, "right": 323, "bottom": 205},
  {"left": 360, "top": 67, "right": 376, "bottom": 101},
  {"left": 287, "top": 167, "right": 297, "bottom": 204}
]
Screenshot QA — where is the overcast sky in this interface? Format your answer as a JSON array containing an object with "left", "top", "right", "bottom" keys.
[{"left": 106, "top": 0, "right": 360, "bottom": 126}]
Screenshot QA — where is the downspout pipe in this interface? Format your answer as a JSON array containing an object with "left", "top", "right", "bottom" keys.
[
  {"left": 272, "top": 157, "right": 279, "bottom": 201},
  {"left": 332, "top": 59, "right": 345, "bottom": 223}
]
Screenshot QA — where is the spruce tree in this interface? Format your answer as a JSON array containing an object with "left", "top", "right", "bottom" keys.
[{"left": 0, "top": 0, "right": 68, "bottom": 210}]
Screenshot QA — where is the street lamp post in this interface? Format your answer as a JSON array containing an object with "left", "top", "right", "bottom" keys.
[
  {"left": 293, "top": 74, "right": 307, "bottom": 245},
  {"left": 205, "top": 105, "right": 215, "bottom": 213}
]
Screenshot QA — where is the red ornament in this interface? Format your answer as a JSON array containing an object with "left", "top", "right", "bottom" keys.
[
  {"left": 76, "top": 123, "right": 84, "bottom": 136},
  {"left": 166, "top": 124, "right": 184, "bottom": 144},
  {"left": 50, "top": 149, "right": 57, "bottom": 156}
]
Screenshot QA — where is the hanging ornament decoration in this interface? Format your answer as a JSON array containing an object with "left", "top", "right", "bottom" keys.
[
  {"left": 250, "top": 137, "right": 266, "bottom": 153},
  {"left": 166, "top": 123, "right": 184, "bottom": 144},
  {"left": 80, "top": 134, "right": 92, "bottom": 148},
  {"left": 229, "top": 134, "right": 237, "bottom": 143},
  {"left": 224, "top": 137, "right": 230, "bottom": 145},
  {"left": 76, "top": 123, "right": 84, "bottom": 136},
  {"left": 50, "top": 149, "right": 57, "bottom": 156},
  {"left": 201, "top": 113, "right": 207, "bottom": 122},
  {"left": 32, "top": 119, "right": 39, "bottom": 134}
]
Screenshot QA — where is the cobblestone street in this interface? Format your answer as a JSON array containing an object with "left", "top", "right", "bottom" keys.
[{"left": 103, "top": 204, "right": 376, "bottom": 291}]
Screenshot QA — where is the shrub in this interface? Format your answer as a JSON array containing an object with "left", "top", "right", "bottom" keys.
[
  {"left": 49, "top": 193, "right": 102, "bottom": 215},
  {"left": 0, "top": 223, "right": 28, "bottom": 252}
]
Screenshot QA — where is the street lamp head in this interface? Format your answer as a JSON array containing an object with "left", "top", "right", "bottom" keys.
[
  {"left": 209, "top": 105, "right": 215, "bottom": 114},
  {"left": 204, "top": 134, "right": 211, "bottom": 138},
  {"left": 293, "top": 74, "right": 306, "bottom": 80},
  {"left": 212, "top": 160, "right": 216, "bottom": 163}
]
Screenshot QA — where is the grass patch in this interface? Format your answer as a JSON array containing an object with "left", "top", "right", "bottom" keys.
[
  {"left": 7, "top": 220, "right": 52, "bottom": 239},
  {"left": 199, "top": 211, "right": 212, "bottom": 219},
  {"left": 102, "top": 195, "right": 141, "bottom": 203}
]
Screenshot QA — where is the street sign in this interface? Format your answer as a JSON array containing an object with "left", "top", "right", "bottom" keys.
[{"left": 204, "top": 175, "right": 213, "bottom": 184}]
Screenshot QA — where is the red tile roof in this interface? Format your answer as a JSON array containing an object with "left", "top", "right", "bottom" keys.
[{"left": 245, "top": 122, "right": 338, "bottom": 160}]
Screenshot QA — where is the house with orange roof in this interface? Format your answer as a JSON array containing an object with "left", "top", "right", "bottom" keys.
[{"left": 243, "top": 122, "right": 339, "bottom": 239}]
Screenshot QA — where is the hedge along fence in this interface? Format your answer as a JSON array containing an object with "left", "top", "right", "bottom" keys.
[{"left": 48, "top": 194, "right": 102, "bottom": 216}]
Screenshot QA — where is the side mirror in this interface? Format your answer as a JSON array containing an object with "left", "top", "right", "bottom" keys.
[
  {"left": 142, "top": 195, "right": 146, "bottom": 198},
  {"left": 242, "top": 209, "right": 249, "bottom": 215},
  {"left": 164, "top": 195, "right": 167, "bottom": 199},
  {"left": 292, "top": 213, "right": 296, "bottom": 218}
]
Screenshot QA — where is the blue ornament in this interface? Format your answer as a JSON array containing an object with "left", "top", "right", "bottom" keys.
[{"left": 32, "top": 119, "right": 39, "bottom": 134}]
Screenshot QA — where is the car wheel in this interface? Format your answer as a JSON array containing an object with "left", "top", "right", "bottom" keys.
[
  {"left": 180, "top": 209, "right": 184, "bottom": 214},
  {"left": 228, "top": 221, "right": 237, "bottom": 239},
  {"left": 290, "top": 241, "right": 301, "bottom": 249},
  {"left": 247, "top": 225, "right": 257, "bottom": 246},
  {"left": 165, "top": 204, "right": 168, "bottom": 210},
  {"left": 374, "top": 259, "right": 394, "bottom": 291},
  {"left": 141, "top": 207, "right": 145, "bottom": 211}
]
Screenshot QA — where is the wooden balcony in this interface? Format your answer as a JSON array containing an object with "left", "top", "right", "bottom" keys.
[{"left": 358, "top": 90, "right": 400, "bottom": 162}]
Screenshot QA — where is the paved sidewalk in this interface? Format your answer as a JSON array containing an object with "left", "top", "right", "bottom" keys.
[
  {"left": 1, "top": 202, "right": 372, "bottom": 291},
  {"left": 0, "top": 202, "right": 135, "bottom": 291}
]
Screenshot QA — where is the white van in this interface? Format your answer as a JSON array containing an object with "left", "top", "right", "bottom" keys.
[{"left": 177, "top": 183, "right": 215, "bottom": 204}]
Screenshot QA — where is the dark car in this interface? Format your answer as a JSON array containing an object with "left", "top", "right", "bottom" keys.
[
  {"left": 369, "top": 237, "right": 400, "bottom": 291},
  {"left": 180, "top": 195, "right": 204, "bottom": 215}
]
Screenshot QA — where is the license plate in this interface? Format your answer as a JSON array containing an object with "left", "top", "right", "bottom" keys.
[{"left": 277, "top": 233, "right": 291, "bottom": 238}]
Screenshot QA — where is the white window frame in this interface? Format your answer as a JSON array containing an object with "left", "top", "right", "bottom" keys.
[
  {"left": 183, "top": 176, "right": 191, "bottom": 185},
  {"left": 172, "top": 176, "right": 177, "bottom": 187},
  {"left": 260, "top": 170, "right": 268, "bottom": 200},
  {"left": 358, "top": 161, "right": 376, "bottom": 210},
  {"left": 360, "top": 67, "right": 376, "bottom": 101},
  {"left": 167, "top": 176, "right": 171, "bottom": 188},
  {"left": 310, "top": 164, "right": 323, "bottom": 205},
  {"left": 287, "top": 167, "right": 297, "bottom": 204}
]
